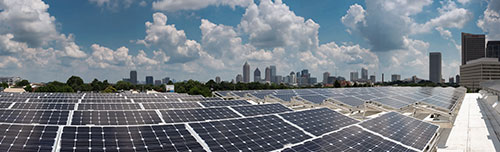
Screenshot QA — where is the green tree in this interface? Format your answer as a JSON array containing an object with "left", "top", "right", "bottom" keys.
[
  {"left": 15, "top": 80, "right": 29, "bottom": 87},
  {"left": 24, "top": 85, "right": 32, "bottom": 92},
  {"left": 66, "top": 76, "right": 84, "bottom": 91},
  {"left": 334, "top": 80, "right": 341, "bottom": 88},
  {"left": 0, "top": 82, "right": 8, "bottom": 89},
  {"left": 103, "top": 86, "right": 117, "bottom": 93},
  {"left": 115, "top": 81, "right": 132, "bottom": 90}
]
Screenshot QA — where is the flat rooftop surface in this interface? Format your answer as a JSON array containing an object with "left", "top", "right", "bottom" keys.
[{"left": 438, "top": 93, "right": 500, "bottom": 152}]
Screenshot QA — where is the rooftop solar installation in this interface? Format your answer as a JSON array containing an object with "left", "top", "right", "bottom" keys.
[
  {"left": 80, "top": 98, "right": 130, "bottom": 103},
  {"left": 28, "top": 98, "right": 79, "bottom": 103},
  {"left": 160, "top": 107, "right": 241, "bottom": 123},
  {"left": 231, "top": 103, "right": 293, "bottom": 116},
  {"left": 371, "top": 97, "right": 410, "bottom": 109},
  {"left": 0, "top": 109, "right": 68, "bottom": 125},
  {"left": 0, "top": 102, "right": 13, "bottom": 108},
  {"left": 142, "top": 102, "right": 202, "bottom": 109},
  {"left": 11, "top": 103, "right": 75, "bottom": 110},
  {"left": 71, "top": 111, "right": 162, "bottom": 125},
  {"left": 360, "top": 112, "right": 439, "bottom": 150},
  {"left": 279, "top": 108, "right": 359, "bottom": 136},
  {"left": 199, "top": 100, "right": 251, "bottom": 107},
  {"left": 331, "top": 96, "right": 366, "bottom": 107},
  {"left": 77, "top": 103, "right": 142, "bottom": 110},
  {"left": 272, "top": 94, "right": 296, "bottom": 102},
  {"left": 299, "top": 95, "right": 327, "bottom": 104},
  {"left": 189, "top": 115, "right": 312, "bottom": 151},
  {"left": 282, "top": 126, "right": 416, "bottom": 152},
  {"left": 0, "top": 124, "right": 58, "bottom": 152}
]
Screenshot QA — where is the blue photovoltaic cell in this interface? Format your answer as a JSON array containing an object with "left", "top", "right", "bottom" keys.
[
  {"left": 232, "top": 103, "right": 292, "bottom": 116},
  {"left": 0, "top": 124, "right": 58, "bottom": 152},
  {"left": 371, "top": 97, "right": 410, "bottom": 109},
  {"left": 300, "top": 95, "right": 327, "bottom": 104},
  {"left": 279, "top": 108, "right": 359, "bottom": 136},
  {"left": 160, "top": 107, "right": 240, "bottom": 123},
  {"left": 332, "top": 96, "right": 365, "bottom": 107},
  {"left": 360, "top": 112, "right": 439, "bottom": 150},
  {"left": 200, "top": 100, "right": 251, "bottom": 107}
]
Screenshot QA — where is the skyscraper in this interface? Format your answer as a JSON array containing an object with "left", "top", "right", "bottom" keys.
[
  {"left": 323, "top": 72, "right": 330, "bottom": 84},
  {"left": 270, "top": 65, "right": 276, "bottom": 83},
  {"left": 391, "top": 74, "right": 401, "bottom": 82},
  {"left": 361, "top": 68, "right": 368, "bottom": 80},
  {"left": 215, "top": 76, "right": 221, "bottom": 84},
  {"left": 265, "top": 67, "right": 271, "bottom": 82},
  {"left": 370, "top": 75, "right": 376, "bottom": 83},
  {"left": 254, "top": 68, "right": 261, "bottom": 82},
  {"left": 146, "top": 76, "right": 153, "bottom": 85},
  {"left": 130, "top": 70, "right": 137, "bottom": 84},
  {"left": 236, "top": 74, "right": 243, "bottom": 83},
  {"left": 462, "top": 32, "right": 485, "bottom": 65},
  {"left": 243, "top": 62, "right": 250, "bottom": 83},
  {"left": 486, "top": 41, "right": 500, "bottom": 59},
  {"left": 456, "top": 75, "right": 460, "bottom": 84},
  {"left": 162, "top": 77, "right": 170, "bottom": 84},
  {"left": 382, "top": 73, "right": 384, "bottom": 83},
  {"left": 289, "top": 72, "right": 296, "bottom": 84},
  {"left": 350, "top": 72, "right": 358, "bottom": 81},
  {"left": 429, "top": 52, "right": 442, "bottom": 83}
]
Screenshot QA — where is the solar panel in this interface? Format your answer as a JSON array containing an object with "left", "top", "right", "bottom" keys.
[
  {"left": 132, "top": 98, "right": 179, "bottom": 102},
  {"left": 189, "top": 115, "right": 312, "bottom": 151},
  {"left": 81, "top": 98, "right": 130, "bottom": 103},
  {"left": 299, "top": 95, "right": 327, "bottom": 104},
  {"left": 142, "top": 102, "right": 202, "bottom": 109},
  {"left": 360, "top": 112, "right": 439, "bottom": 150},
  {"left": 78, "top": 103, "right": 142, "bottom": 110},
  {"left": 0, "top": 124, "right": 58, "bottom": 152},
  {"left": 0, "top": 110, "right": 68, "bottom": 125},
  {"left": 272, "top": 94, "right": 296, "bottom": 102},
  {"left": 0, "top": 98, "right": 27, "bottom": 102},
  {"left": 231, "top": 103, "right": 292, "bottom": 116},
  {"left": 160, "top": 107, "right": 240, "bottom": 123},
  {"left": 60, "top": 124, "right": 204, "bottom": 151},
  {"left": 0, "top": 102, "right": 12, "bottom": 108},
  {"left": 71, "top": 111, "right": 162, "bottom": 125},
  {"left": 11, "top": 103, "right": 75, "bottom": 110},
  {"left": 28, "top": 98, "right": 79, "bottom": 103},
  {"left": 371, "top": 97, "right": 410, "bottom": 109},
  {"left": 279, "top": 108, "right": 359, "bottom": 136},
  {"left": 200, "top": 100, "right": 251, "bottom": 107},
  {"left": 332, "top": 96, "right": 365, "bottom": 107},
  {"left": 282, "top": 126, "right": 416, "bottom": 152}
]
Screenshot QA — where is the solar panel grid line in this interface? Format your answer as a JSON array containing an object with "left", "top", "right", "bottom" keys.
[
  {"left": 138, "top": 103, "right": 146, "bottom": 110},
  {"left": 227, "top": 106, "right": 245, "bottom": 118},
  {"left": 25, "top": 98, "right": 29, "bottom": 103},
  {"left": 354, "top": 124, "right": 422, "bottom": 152},
  {"left": 231, "top": 103, "right": 293, "bottom": 116},
  {"left": 275, "top": 114, "right": 317, "bottom": 138},
  {"left": 53, "top": 125, "right": 64, "bottom": 152},
  {"left": 130, "top": 98, "right": 134, "bottom": 103},
  {"left": 155, "top": 109, "right": 167, "bottom": 124},
  {"left": 185, "top": 123, "right": 212, "bottom": 152},
  {"left": 6, "top": 102, "right": 15, "bottom": 109},
  {"left": 66, "top": 110, "right": 74, "bottom": 126},
  {"left": 196, "top": 102, "right": 205, "bottom": 108}
]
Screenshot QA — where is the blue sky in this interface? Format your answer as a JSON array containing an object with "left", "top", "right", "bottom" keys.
[{"left": 0, "top": 0, "right": 498, "bottom": 83}]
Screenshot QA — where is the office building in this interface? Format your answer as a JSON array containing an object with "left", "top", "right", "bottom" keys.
[
  {"left": 449, "top": 77, "right": 455, "bottom": 84},
  {"left": 265, "top": 67, "right": 271, "bottom": 82},
  {"left": 382, "top": 73, "right": 384, "bottom": 83},
  {"left": 215, "top": 76, "right": 221, "bottom": 84},
  {"left": 270, "top": 65, "right": 276, "bottom": 83},
  {"left": 350, "top": 72, "right": 358, "bottom": 81},
  {"left": 486, "top": 41, "right": 500, "bottom": 59},
  {"left": 462, "top": 33, "right": 485, "bottom": 65},
  {"left": 275, "top": 75, "right": 283, "bottom": 84},
  {"left": 0, "top": 77, "right": 21, "bottom": 86},
  {"left": 130, "top": 71, "right": 137, "bottom": 84},
  {"left": 323, "top": 72, "right": 330, "bottom": 84},
  {"left": 145, "top": 76, "right": 153, "bottom": 85},
  {"left": 370, "top": 75, "right": 376, "bottom": 83},
  {"left": 460, "top": 58, "right": 500, "bottom": 90},
  {"left": 391, "top": 74, "right": 401, "bottom": 82},
  {"left": 301, "top": 69, "right": 310, "bottom": 78},
  {"left": 236, "top": 74, "right": 243, "bottom": 83},
  {"left": 429, "top": 52, "right": 442, "bottom": 83},
  {"left": 162, "top": 77, "right": 170, "bottom": 84},
  {"left": 154, "top": 80, "right": 162, "bottom": 86},
  {"left": 254, "top": 68, "right": 261, "bottom": 82},
  {"left": 243, "top": 62, "right": 250, "bottom": 83},
  {"left": 361, "top": 68, "right": 368, "bottom": 80},
  {"left": 456, "top": 75, "right": 460, "bottom": 84}
]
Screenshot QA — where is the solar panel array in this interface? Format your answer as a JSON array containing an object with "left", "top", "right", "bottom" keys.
[{"left": 0, "top": 88, "right": 448, "bottom": 151}]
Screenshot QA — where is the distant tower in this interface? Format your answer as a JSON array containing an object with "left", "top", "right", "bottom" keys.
[
  {"left": 130, "top": 70, "right": 137, "bottom": 84},
  {"left": 145, "top": 76, "right": 153, "bottom": 85},
  {"left": 265, "top": 67, "right": 271, "bottom": 82},
  {"left": 215, "top": 76, "right": 221, "bottom": 84},
  {"left": 382, "top": 73, "right": 384, "bottom": 83},
  {"left": 429, "top": 52, "right": 442, "bottom": 83},
  {"left": 243, "top": 62, "right": 250, "bottom": 83},
  {"left": 323, "top": 72, "right": 330, "bottom": 84},
  {"left": 361, "top": 68, "right": 368, "bottom": 80},
  {"left": 462, "top": 32, "right": 485, "bottom": 65},
  {"left": 254, "top": 68, "right": 261, "bottom": 82},
  {"left": 236, "top": 74, "right": 243, "bottom": 83},
  {"left": 270, "top": 65, "right": 277, "bottom": 83}
]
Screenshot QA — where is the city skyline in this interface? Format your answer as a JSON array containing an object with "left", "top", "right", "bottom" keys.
[{"left": 0, "top": 0, "right": 499, "bottom": 83}]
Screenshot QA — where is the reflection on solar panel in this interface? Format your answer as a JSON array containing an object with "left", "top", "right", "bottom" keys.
[
  {"left": 360, "top": 112, "right": 439, "bottom": 150},
  {"left": 11, "top": 103, "right": 74, "bottom": 110},
  {"left": 71, "top": 111, "right": 162, "bottom": 125},
  {"left": 78, "top": 103, "right": 142, "bottom": 110},
  {"left": 232, "top": 103, "right": 292, "bottom": 116},
  {"left": 142, "top": 102, "right": 201, "bottom": 109},
  {"left": 200, "top": 100, "right": 251, "bottom": 107},
  {"left": 0, "top": 124, "right": 58, "bottom": 152},
  {"left": 0, "top": 110, "right": 68, "bottom": 125},
  {"left": 282, "top": 126, "right": 416, "bottom": 152},
  {"left": 280, "top": 108, "right": 359, "bottom": 136},
  {"left": 60, "top": 124, "right": 204, "bottom": 151},
  {"left": 190, "top": 115, "right": 312, "bottom": 151},
  {"left": 332, "top": 96, "right": 365, "bottom": 107},
  {"left": 300, "top": 95, "right": 327, "bottom": 104},
  {"left": 371, "top": 97, "right": 409, "bottom": 109},
  {"left": 160, "top": 107, "right": 240, "bottom": 123}
]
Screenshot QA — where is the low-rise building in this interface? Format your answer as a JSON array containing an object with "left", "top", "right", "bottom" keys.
[{"left": 460, "top": 58, "right": 500, "bottom": 90}]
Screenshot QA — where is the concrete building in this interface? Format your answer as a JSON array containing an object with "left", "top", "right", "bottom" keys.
[
  {"left": 130, "top": 71, "right": 137, "bottom": 84},
  {"left": 462, "top": 33, "right": 485, "bottom": 65},
  {"left": 460, "top": 58, "right": 500, "bottom": 90},
  {"left": 456, "top": 75, "right": 460, "bottom": 84},
  {"left": 486, "top": 41, "right": 500, "bottom": 59},
  {"left": 275, "top": 75, "right": 283, "bottom": 84},
  {"left": 236, "top": 74, "right": 243, "bottom": 83},
  {"left": 369, "top": 75, "right": 376, "bottom": 83},
  {"left": 289, "top": 72, "right": 296, "bottom": 84},
  {"left": 350, "top": 72, "right": 358, "bottom": 81},
  {"left": 429, "top": 52, "right": 442, "bottom": 83},
  {"left": 145, "top": 76, "right": 153, "bottom": 85},
  {"left": 162, "top": 77, "right": 170, "bottom": 84},
  {"left": 323, "top": 72, "right": 330, "bottom": 84},
  {"left": 270, "top": 65, "right": 276, "bottom": 83},
  {"left": 265, "top": 67, "right": 271, "bottom": 82},
  {"left": 243, "top": 62, "right": 250, "bottom": 83},
  {"left": 382, "top": 73, "right": 384, "bottom": 83},
  {"left": 254, "top": 68, "right": 261, "bottom": 82},
  {"left": 391, "top": 74, "right": 401, "bottom": 82},
  {"left": 0, "top": 77, "right": 21, "bottom": 86},
  {"left": 215, "top": 76, "right": 221, "bottom": 84},
  {"left": 154, "top": 80, "right": 162, "bottom": 86},
  {"left": 361, "top": 68, "right": 368, "bottom": 80},
  {"left": 449, "top": 77, "right": 455, "bottom": 84}
]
